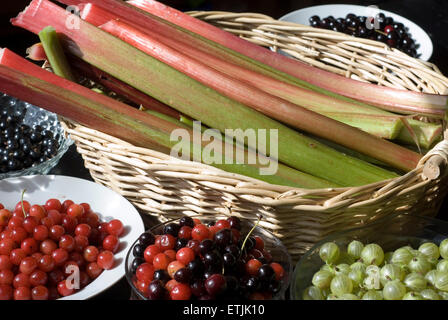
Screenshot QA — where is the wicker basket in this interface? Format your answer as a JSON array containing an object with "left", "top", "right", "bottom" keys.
[{"left": 61, "top": 12, "right": 448, "bottom": 262}]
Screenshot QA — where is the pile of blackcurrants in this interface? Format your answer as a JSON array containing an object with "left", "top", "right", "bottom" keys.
[
  {"left": 0, "top": 107, "right": 60, "bottom": 174},
  {"left": 129, "top": 216, "right": 286, "bottom": 300},
  {"left": 309, "top": 13, "right": 419, "bottom": 58}
]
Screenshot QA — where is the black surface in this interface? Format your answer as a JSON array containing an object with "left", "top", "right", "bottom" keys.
[{"left": 3, "top": 0, "right": 448, "bottom": 300}]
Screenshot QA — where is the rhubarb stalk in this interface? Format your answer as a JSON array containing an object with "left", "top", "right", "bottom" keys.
[
  {"left": 0, "top": 48, "right": 335, "bottom": 188},
  {"left": 12, "top": 0, "right": 400, "bottom": 186},
  {"left": 38, "top": 26, "right": 75, "bottom": 81},
  {"left": 98, "top": 19, "right": 421, "bottom": 172},
  {"left": 125, "top": 0, "right": 448, "bottom": 118}
]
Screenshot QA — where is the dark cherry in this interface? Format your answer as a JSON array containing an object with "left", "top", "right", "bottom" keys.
[
  {"left": 190, "top": 279, "right": 207, "bottom": 297},
  {"left": 162, "top": 223, "right": 180, "bottom": 236},
  {"left": 199, "top": 239, "right": 215, "bottom": 255},
  {"left": 179, "top": 216, "right": 195, "bottom": 228},
  {"left": 132, "top": 243, "right": 145, "bottom": 258},
  {"left": 153, "top": 269, "right": 170, "bottom": 284},
  {"left": 214, "top": 228, "right": 233, "bottom": 247},
  {"left": 138, "top": 232, "right": 155, "bottom": 247},
  {"left": 174, "top": 267, "right": 192, "bottom": 284},
  {"left": 205, "top": 274, "right": 227, "bottom": 297},
  {"left": 131, "top": 257, "right": 144, "bottom": 273},
  {"left": 148, "top": 280, "right": 166, "bottom": 300},
  {"left": 227, "top": 217, "right": 241, "bottom": 231},
  {"left": 187, "top": 259, "right": 205, "bottom": 279},
  {"left": 174, "top": 238, "right": 188, "bottom": 251}
]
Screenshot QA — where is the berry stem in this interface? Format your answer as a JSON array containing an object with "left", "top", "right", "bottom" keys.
[
  {"left": 20, "top": 189, "right": 27, "bottom": 218},
  {"left": 239, "top": 214, "right": 262, "bottom": 258}
]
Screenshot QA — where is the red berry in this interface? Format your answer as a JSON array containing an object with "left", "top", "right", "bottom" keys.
[
  {"left": 59, "top": 235, "right": 76, "bottom": 252},
  {"left": 384, "top": 25, "right": 394, "bottom": 33},
  {"left": 15, "top": 201, "right": 30, "bottom": 216},
  {"left": 191, "top": 224, "right": 211, "bottom": 241},
  {"left": 47, "top": 210, "right": 62, "bottom": 225},
  {"left": 97, "top": 250, "right": 114, "bottom": 270},
  {"left": 0, "top": 255, "right": 12, "bottom": 270},
  {"left": 31, "top": 285, "right": 49, "bottom": 300},
  {"left": 38, "top": 255, "right": 55, "bottom": 273},
  {"left": 254, "top": 236, "right": 265, "bottom": 251},
  {"left": 19, "top": 257, "right": 37, "bottom": 275},
  {"left": 86, "top": 262, "right": 103, "bottom": 279},
  {"left": 61, "top": 200, "right": 74, "bottom": 213},
  {"left": 14, "top": 286, "right": 31, "bottom": 300},
  {"left": 102, "top": 235, "right": 119, "bottom": 253},
  {"left": 74, "top": 235, "right": 89, "bottom": 252},
  {"left": 0, "top": 284, "right": 13, "bottom": 300},
  {"left": 158, "top": 234, "right": 176, "bottom": 251},
  {"left": 167, "top": 261, "right": 185, "bottom": 278},
  {"left": 57, "top": 280, "right": 75, "bottom": 297},
  {"left": 0, "top": 209, "right": 12, "bottom": 227},
  {"left": 178, "top": 226, "right": 192, "bottom": 239},
  {"left": 152, "top": 253, "right": 170, "bottom": 270},
  {"left": 49, "top": 225, "right": 65, "bottom": 241},
  {"left": 83, "top": 246, "right": 99, "bottom": 263},
  {"left": 0, "top": 239, "right": 16, "bottom": 255},
  {"left": 75, "top": 224, "right": 91, "bottom": 237},
  {"left": 106, "top": 219, "right": 124, "bottom": 237},
  {"left": 40, "top": 239, "right": 58, "bottom": 255},
  {"left": 270, "top": 262, "right": 285, "bottom": 281},
  {"left": 13, "top": 273, "right": 30, "bottom": 288},
  {"left": 136, "top": 263, "right": 155, "bottom": 282},
  {"left": 52, "top": 248, "right": 69, "bottom": 266},
  {"left": 9, "top": 248, "right": 26, "bottom": 265},
  {"left": 67, "top": 204, "right": 84, "bottom": 219},
  {"left": 22, "top": 217, "right": 38, "bottom": 233},
  {"left": 20, "top": 238, "right": 38, "bottom": 255},
  {"left": 29, "top": 205, "right": 46, "bottom": 221},
  {"left": 175, "top": 247, "right": 195, "bottom": 265},
  {"left": 170, "top": 283, "right": 191, "bottom": 300},
  {"left": 33, "top": 225, "right": 49, "bottom": 241},
  {"left": 245, "top": 259, "right": 262, "bottom": 276},
  {"left": 61, "top": 215, "right": 77, "bottom": 234},
  {"left": 0, "top": 269, "right": 14, "bottom": 285},
  {"left": 29, "top": 270, "right": 48, "bottom": 287},
  {"left": 8, "top": 217, "right": 24, "bottom": 230},
  {"left": 143, "top": 245, "right": 160, "bottom": 264},
  {"left": 215, "top": 219, "right": 231, "bottom": 230},
  {"left": 44, "top": 199, "right": 62, "bottom": 212}
]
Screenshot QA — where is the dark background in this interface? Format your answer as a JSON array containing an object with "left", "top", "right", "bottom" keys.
[{"left": 1, "top": 0, "right": 448, "bottom": 299}]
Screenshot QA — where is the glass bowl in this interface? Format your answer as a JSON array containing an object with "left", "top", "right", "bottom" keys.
[
  {"left": 0, "top": 93, "right": 73, "bottom": 179},
  {"left": 125, "top": 215, "right": 292, "bottom": 300},
  {"left": 290, "top": 213, "right": 448, "bottom": 300}
]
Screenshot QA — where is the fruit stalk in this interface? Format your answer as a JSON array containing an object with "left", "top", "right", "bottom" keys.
[
  {"left": 0, "top": 49, "right": 335, "bottom": 189},
  {"left": 125, "top": 0, "right": 448, "bottom": 118},
  {"left": 11, "top": 0, "right": 400, "bottom": 186},
  {"left": 38, "top": 26, "right": 75, "bottom": 81},
  {"left": 99, "top": 19, "right": 421, "bottom": 172}
]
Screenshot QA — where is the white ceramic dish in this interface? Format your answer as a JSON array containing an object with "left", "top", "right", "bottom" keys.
[
  {"left": 0, "top": 175, "right": 145, "bottom": 300},
  {"left": 279, "top": 4, "right": 433, "bottom": 61}
]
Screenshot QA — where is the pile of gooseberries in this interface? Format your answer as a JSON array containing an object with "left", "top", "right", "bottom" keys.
[
  {"left": 303, "top": 239, "right": 448, "bottom": 300},
  {"left": 129, "top": 216, "right": 287, "bottom": 300}
]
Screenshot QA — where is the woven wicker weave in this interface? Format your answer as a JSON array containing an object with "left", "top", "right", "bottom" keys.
[{"left": 61, "top": 12, "right": 448, "bottom": 262}]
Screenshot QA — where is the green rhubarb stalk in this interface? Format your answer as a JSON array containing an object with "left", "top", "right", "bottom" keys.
[
  {"left": 143, "top": 109, "right": 339, "bottom": 188},
  {"left": 0, "top": 48, "right": 334, "bottom": 189},
  {"left": 12, "top": 0, "right": 400, "bottom": 186},
  {"left": 38, "top": 26, "right": 75, "bottom": 81}
]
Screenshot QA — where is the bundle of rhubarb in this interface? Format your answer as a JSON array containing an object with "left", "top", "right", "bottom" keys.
[{"left": 1, "top": 0, "right": 446, "bottom": 189}]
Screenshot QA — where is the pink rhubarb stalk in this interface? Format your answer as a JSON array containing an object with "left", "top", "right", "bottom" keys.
[
  {"left": 99, "top": 19, "right": 421, "bottom": 172},
  {"left": 125, "top": 0, "right": 448, "bottom": 118}
]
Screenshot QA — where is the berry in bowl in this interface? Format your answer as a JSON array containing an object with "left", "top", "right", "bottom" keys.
[
  {"left": 0, "top": 175, "right": 145, "bottom": 300},
  {"left": 126, "top": 215, "right": 292, "bottom": 300},
  {"left": 0, "top": 93, "right": 72, "bottom": 179},
  {"left": 291, "top": 214, "right": 448, "bottom": 300}
]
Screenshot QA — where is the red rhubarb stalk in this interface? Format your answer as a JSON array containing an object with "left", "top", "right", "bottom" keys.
[
  {"left": 12, "top": 0, "right": 402, "bottom": 186},
  {"left": 99, "top": 19, "right": 420, "bottom": 172},
  {"left": 69, "top": 56, "right": 180, "bottom": 118},
  {"left": 0, "top": 48, "right": 339, "bottom": 189},
  {"left": 125, "top": 0, "right": 448, "bottom": 118}
]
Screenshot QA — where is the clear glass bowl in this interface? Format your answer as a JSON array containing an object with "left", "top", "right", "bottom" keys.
[
  {"left": 290, "top": 213, "right": 448, "bottom": 300},
  {"left": 0, "top": 93, "right": 73, "bottom": 179},
  {"left": 125, "top": 215, "right": 292, "bottom": 300}
]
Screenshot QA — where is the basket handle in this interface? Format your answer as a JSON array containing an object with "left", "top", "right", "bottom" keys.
[{"left": 420, "top": 129, "right": 448, "bottom": 180}]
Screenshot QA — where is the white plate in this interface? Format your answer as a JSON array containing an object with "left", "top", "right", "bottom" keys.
[
  {"left": 0, "top": 175, "right": 145, "bottom": 300},
  {"left": 279, "top": 4, "right": 433, "bottom": 61}
]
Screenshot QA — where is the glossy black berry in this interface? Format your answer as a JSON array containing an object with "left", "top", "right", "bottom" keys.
[
  {"left": 179, "top": 216, "right": 195, "bottom": 228},
  {"left": 138, "top": 232, "right": 155, "bottom": 247},
  {"left": 163, "top": 222, "right": 180, "bottom": 236}
]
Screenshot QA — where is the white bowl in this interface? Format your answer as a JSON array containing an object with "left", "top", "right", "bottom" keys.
[
  {"left": 0, "top": 175, "right": 145, "bottom": 300},
  {"left": 279, "top": 4, "right": 433, "bottom": 61}
]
